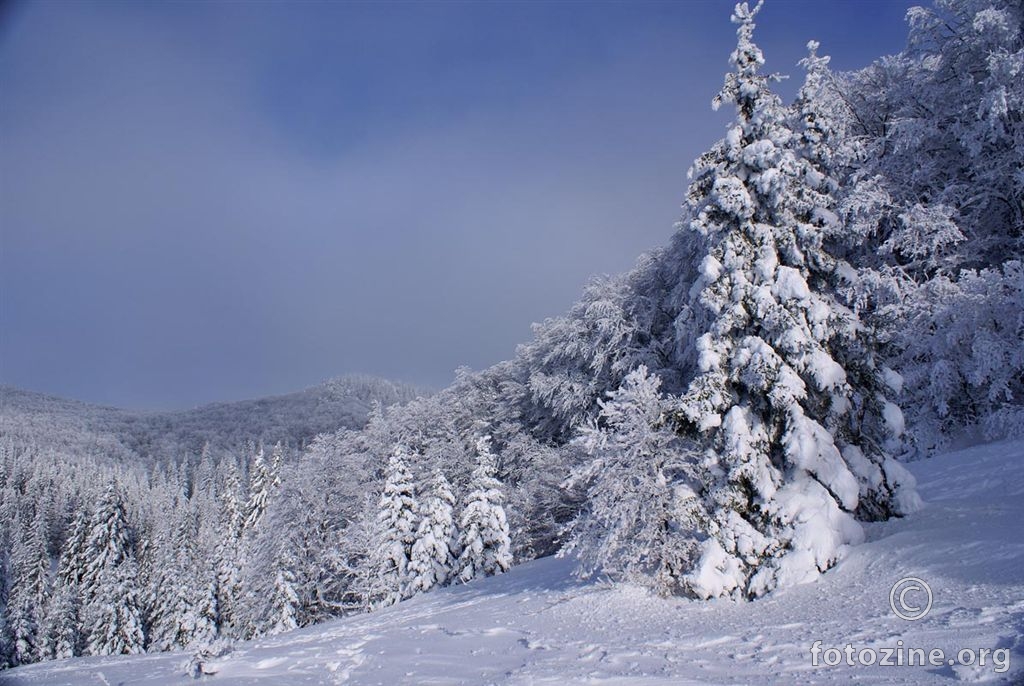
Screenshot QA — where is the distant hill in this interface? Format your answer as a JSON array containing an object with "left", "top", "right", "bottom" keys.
[{"left": 0, "top": 376, "right": 426, "bottom": 463}]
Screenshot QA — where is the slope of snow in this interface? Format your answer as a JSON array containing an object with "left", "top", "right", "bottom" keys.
[{"left": 5, "top": 440, "right": 1023, "bottom": 685}]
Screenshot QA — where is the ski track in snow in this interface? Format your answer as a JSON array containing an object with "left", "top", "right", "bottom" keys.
[{"left": 4, "top": 440, "right": 1023, "bottom": 685}]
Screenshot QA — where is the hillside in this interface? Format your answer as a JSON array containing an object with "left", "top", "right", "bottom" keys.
[
  {"left": 5, "top": 439, "right": 1022, "bottom": 685},
  {"left": 0, "top": 376, "right": 425, "bottom": 462}
]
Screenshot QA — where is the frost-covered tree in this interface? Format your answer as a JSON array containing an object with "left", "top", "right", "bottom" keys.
[
  {"left": 8, "top": 512, "right": 52, "bottom": 665},
  {"left": 368, "top": 446, "right": 419, "bottom": 607},
  {"left": 567, "top": 366, "right": 705, "bottom": 595},
  {"left": 214, "top": 465, "right": 245, "bottom": 635},
  {"left": 82, "top": 483, "right": 133, "bottom": 602},
  {"left": 57, "top": 509, "right": 89, "bottom": 589},
  {"left": 409, "top": 470, "right": 457, "bottom": 594},
  {"left": 85, "top": 559, "right": 145, "bottom": 656},
  {"left": 455, "top": 437, "right": 512, "bottom": 583},
  {"left": 833, "top": 0, "right": 1024, "bottom": 449},
  {"left": 268, "top": 551, "right": 300, "bottom": 635},
  {"left": 673, "top": 1, "right": 919, "bottom": 599},
  {"left": 184, "top": 576, "right": 220, "bottom": 649},
  {"left": 244, "top": 446, "right": 273, "bottom": 531},
  {"left": 38, "top": 581, "right": 80, "bottom": 660},
  {"left": 0, "top": 606, "right": 11, "bottom": 671}
]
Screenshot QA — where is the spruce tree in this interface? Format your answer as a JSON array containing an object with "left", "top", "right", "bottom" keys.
[
  {"left": 674, "top": 1, "right": 919, "bottom": 599},
  {"left": 409, "top": 470, "right": 458, "bottom": 594},
  {"left": 455, "top": 437, "right": 512, "bottom": 583},
  {"left": 214, "top": 464, "right": 244, "bottom": 635},
  {"left": 82, "top": 483, "right": 133, "bottom": 602},
  {"left": 38, "top": 580, "right": 80, "bottom": 660},
  {"left": 369, "top": 447, "right": 419, "bottom": 607},
  {"left": 8, "top": 512, "right": 51, "bottom": 665},
  {"left": 57, "top": 509, "right": 89, "bottom": 589},
  {"left": 269, "top": 551, "right": 300, "bottom": 635},
  {"left": 85, "top": 559, "right": 145, "bottom": 656},
  {"left": 244, "top": 446, "right": 273, "bottom": 531}
]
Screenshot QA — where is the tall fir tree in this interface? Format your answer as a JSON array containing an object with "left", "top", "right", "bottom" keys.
[
  {"left": 57, "top": 509, "right": 89, "bottom": 589},
  {"left": 244, "top": 446, "right": 273, "bottom": 531},
  {"left": 38, "top": 580, "right": 80, "bottom": 660},
  {"left": 82, "top": 482, "right": 133, "bottom": 602},
  {"left": 85, "top": 559, "right": 145, "bottom": 656},
  {"left": 7, "top": 511, "right": 51, "bottom": 665},
  {"left": 268, "top": 550, "right": 300, "bottom": 636},
  {"left": 409, "top": 470, "right": 458, "bottom": 594},
  {"left": 673, "top": 1, "right": 919, "bottom": 599},
  {"left": 368, "top": 446, "right": 419, "bottom": 607},
  {"left": 455, "top": 437, "right": 512, "bottom": 583}
]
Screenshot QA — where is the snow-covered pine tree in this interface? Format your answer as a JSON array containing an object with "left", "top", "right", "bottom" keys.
[
  {"left": 82, "top": 482, "right": 133, "bottom": 602},
  {"left": 85, "top": 559, "right": 145, "bottom": 656},
  {"left": 673, "top": 1, "right": 919, "bottom": 599},
  {"left": 368, "top": 446, "right": 419, "bottom": 607},
  {"left": 184, "top": 574, "right": 220, "bottom": 649},
  {"left": 268, "top": 550, "right": 300, "bottom": 635},
  {"left": 38, "top": 580, "right": 80, "bottom": 660},
  {"left": 269, "top": 442, "right": 284, "bottom": 490},
  {"left": 57, "top": 509, "right": 89, "bottom": 589},
  {"left": 568, "top": 366, "right": 705, "bottom": 595},
  {"left": 7, "top": 512, "right": 50, "bottom": 665},
  {"left": 214, "top": 463, "right": 244, "bottom": 635},
  {"left": 0, "top": 546, "right": 11, "bottom": 669},
  {"left": 409, "top": 470, "right": 457, "bottom": 594},
  {"left": 455, "top": 437, "right": 512, "bottom": 583},
  {"left": 244, "top": 446, "right": 272, "bottom": 531},
  {"left": 0, "top": 608, "right": 10, "bottom": 671},
  {"left": 158, "top": 506, "right": 219, "bottom": 650}
]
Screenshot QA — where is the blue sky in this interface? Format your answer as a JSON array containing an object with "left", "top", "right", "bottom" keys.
[{"left": 0, "top": 0, "right": 913, "bottom": 410}]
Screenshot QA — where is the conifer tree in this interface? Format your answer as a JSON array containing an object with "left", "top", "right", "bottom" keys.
[
  {"left": 269, "top": 551, "right": 300, "bottom": 635},
  {"left": 82, "top": 483, "right": 133, "bottom": 602},
  {"left": 455, "top": 437, "right": 512, "bottom": 583},
  {"left": 409, "top": 470, "right": 458, "bottom": 594},
  {"left": 85, "top": 559, "right": 145, "bottom": 656},
  {"left": 57, "top": 509, "right": 89, "bottom": 589},
  {"left": 674, "top": 1, "right": 919, "bottom": 598},
  {"left": 8, "top": 512, "right": 51, "bottom": 665},
  {"left": 368, "top": 447, "right": 419, "bottom": 607},
  {"left": 214, "top": 463, "right": 244, "bottom": 635},
  {"left": 245, "top": 446, "right": 273, "bottom": 531},
  {"left": 38, "top": 580, "right": 80, "bottom": 660}
]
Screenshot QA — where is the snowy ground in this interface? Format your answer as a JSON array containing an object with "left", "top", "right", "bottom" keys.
[{"left": 5, "top": 440, "right": 1023, "bottom": 685}]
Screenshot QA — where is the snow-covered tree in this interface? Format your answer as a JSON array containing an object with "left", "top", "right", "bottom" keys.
[
  {"left": 82, "top": 483, "right": 133, "bottom": 602},
  {"left": 7, "top": 512, "right": 51, "bottom": 665},
  {"left": 57, "top": 509, "right": 89, "bottom": 589},
  {"left": 834, "top": 0, "right": 1023, "bottom": 449},
  {"left": 367, "top": 447, "right": 419, "bottom": 607},
  {"left": 184, "top": 575, "right": 220, "bottom": 649},
  {"left": 455, "top": 437, "right": 512, "bottom": 583},
  {"left": 268, "top": 551, "right": 300, "bottom": 635},
  {"left": 38, "top": 581, "right": 80, "bottom": 660},
  {"left": 214, "top": 464, "right": 245, "bottom": 635},
  {"left": 409, "top": 470, "right": 458, "bottom": 594},
  {"left": 85, "top": 559, "right": 145, "bottom": 656},
  {"left": 244, "top": 446, "right": 273, "bottom": 531},
  {"left": 568, "top": 366, "right": 705, "bottom": 595},
  {"left": 673, "top": 1, "right": 919, "bottom": 599}
]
